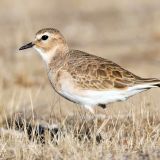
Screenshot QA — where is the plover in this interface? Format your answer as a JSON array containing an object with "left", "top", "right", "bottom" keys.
[{"left": 19, "top": 28, "right": 160, "bottom": 113}]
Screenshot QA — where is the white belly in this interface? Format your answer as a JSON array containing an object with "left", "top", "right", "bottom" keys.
[
  {"left": 60, "top": 86, "right": 146, "bottom": 107},
  {"left": 57, "top": 71, "right": 150, "bottom": 107}
]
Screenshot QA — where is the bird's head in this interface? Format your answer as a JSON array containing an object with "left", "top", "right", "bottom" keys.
[{"left": 19, "top": 28, "right": 69, "bottom": 63}]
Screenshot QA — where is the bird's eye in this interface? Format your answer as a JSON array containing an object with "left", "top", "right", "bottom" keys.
[{"left": 41, "top": 35, "right": 48, "bottom": 40}]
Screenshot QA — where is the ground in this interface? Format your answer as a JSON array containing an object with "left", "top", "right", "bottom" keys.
[{"left": 0, "top": 0, "right": 160, "bottom": 159}]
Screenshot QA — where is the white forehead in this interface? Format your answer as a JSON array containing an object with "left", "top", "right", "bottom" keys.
[{"left": 36, "top": 32, "right": 51, "bottom": 40}]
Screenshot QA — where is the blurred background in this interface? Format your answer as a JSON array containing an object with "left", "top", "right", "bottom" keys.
[{"left": 1, "top": 0, "right": 160, "bottom": 122}]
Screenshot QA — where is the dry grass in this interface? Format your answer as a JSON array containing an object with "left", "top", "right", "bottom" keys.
[
  {"left": 1, "top": 107, "right": 160, "bottom": 159},
  {"left": 0, "top": 0, "right": 160, "bottom": 159}
]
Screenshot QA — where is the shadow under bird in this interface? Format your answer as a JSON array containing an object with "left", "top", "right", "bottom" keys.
[{"left": 19, "top": 28, "right": 160, "bottom": 113}]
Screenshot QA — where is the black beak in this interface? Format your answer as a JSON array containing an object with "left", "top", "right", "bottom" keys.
[{"left": 19, "top": 42, "right": 34, "bottom": 50}]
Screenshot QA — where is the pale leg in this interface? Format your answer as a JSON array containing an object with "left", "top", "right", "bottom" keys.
[
  {"left": 84, "top": 105, "right": 107, "bottom": 120},
  {"left": 84, "top": 105, "right": 95, "bottom": 114}
]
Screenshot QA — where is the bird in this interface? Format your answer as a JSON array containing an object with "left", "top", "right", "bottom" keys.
[{"left": 19, "top": 28, "right": 160, "bottom": 113}]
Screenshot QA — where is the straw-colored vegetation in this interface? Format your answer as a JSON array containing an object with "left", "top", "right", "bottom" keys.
[{"left": 0, "top": 0, "right": 160, "bottom": 159}]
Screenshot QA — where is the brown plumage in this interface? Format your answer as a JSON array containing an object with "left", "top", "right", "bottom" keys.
[
  {"left": 19, "top": 28, "right": 160, "bottom": 113},
  {"left": 49, "top": 49, "right": 160, "bottom": 90}
]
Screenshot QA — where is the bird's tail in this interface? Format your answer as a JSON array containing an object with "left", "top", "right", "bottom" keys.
[{"left": 135, "top": 78, "right": 160, "bottom": 89}]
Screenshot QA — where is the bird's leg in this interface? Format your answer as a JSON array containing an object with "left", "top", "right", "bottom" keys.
[
  {"left": 84, "top": 105, "right": 95, "bottom": 114},
  {"left": 84, "top": 105, "right": 107, "bottom": 120}
]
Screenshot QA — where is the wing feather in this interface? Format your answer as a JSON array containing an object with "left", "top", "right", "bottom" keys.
[{"left": 63, "top": 50, "right": 147, "bottom": 90}]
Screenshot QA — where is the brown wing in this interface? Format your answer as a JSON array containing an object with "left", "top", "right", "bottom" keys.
[{"left": 64, "top": 50, "right": 142, "bottom": 90}]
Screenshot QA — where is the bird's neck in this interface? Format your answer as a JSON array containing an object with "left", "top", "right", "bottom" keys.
[{"left": 36, "top": 44, "right": 69, "bottom": 67}]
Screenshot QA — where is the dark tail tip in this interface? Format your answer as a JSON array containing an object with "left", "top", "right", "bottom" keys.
[{"left": 154, "top": 83, "right": 160, "bottom": 87}]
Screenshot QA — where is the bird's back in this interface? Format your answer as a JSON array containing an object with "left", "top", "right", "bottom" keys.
[{"left": 62, "top": 49, "right": 152, "bottom": 90}]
